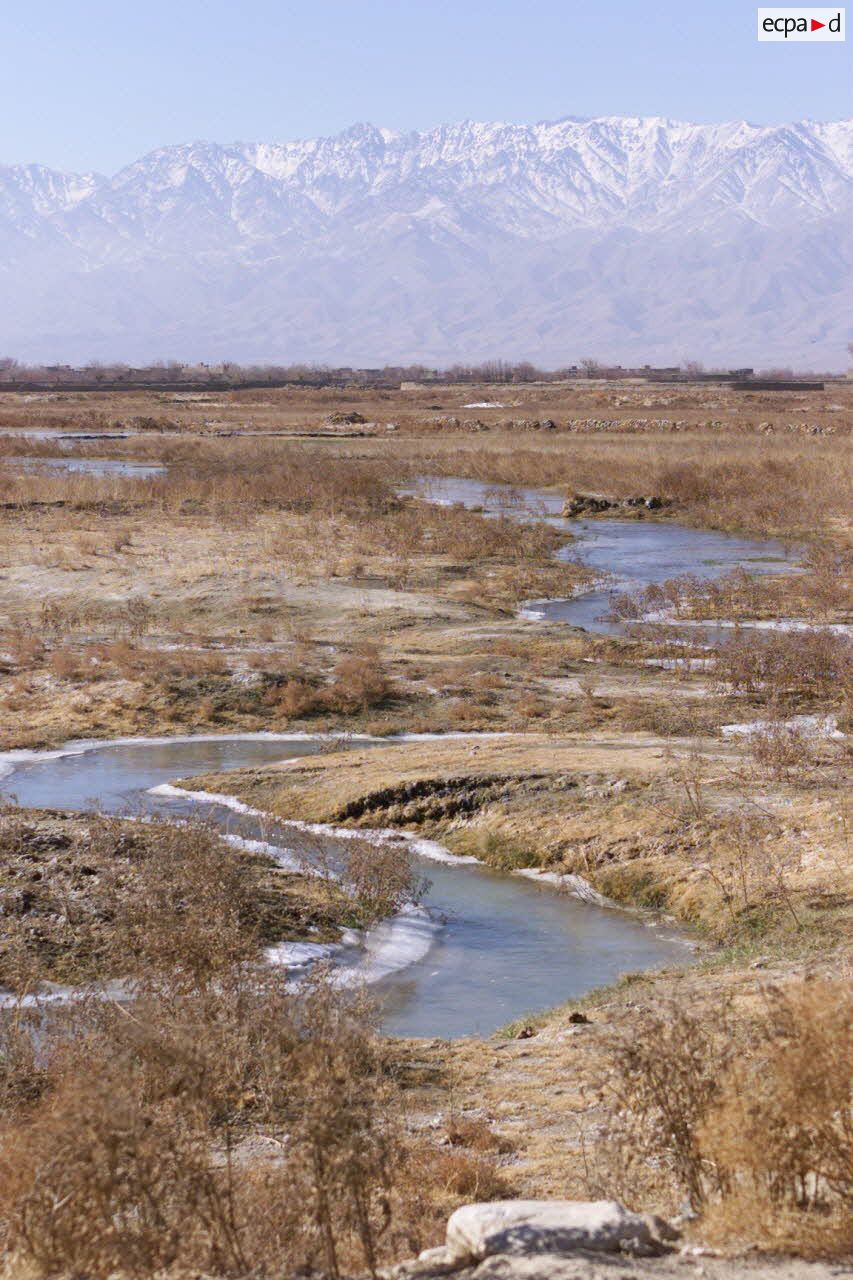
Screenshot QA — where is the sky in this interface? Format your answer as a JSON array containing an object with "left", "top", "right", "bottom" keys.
[{"left": 2, "top": 0, "right": 850, "bottom": 173}]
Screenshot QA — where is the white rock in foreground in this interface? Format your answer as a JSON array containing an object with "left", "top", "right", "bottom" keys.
[{"left": 443, "top": 1200, "right": 676, "bottom": 1263}]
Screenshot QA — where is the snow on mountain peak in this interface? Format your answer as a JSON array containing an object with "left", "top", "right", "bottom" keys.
[{"left": 0, "top": 115, "right": 850, "bottom": 367}]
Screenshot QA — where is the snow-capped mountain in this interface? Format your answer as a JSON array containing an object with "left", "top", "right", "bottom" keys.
[{"left": 1, "top": 117, "right": 851, "bottom": 367}]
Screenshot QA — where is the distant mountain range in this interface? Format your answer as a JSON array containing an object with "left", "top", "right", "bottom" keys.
[{"left": 1, "top": 116, "right": 851, "bottom": 367}]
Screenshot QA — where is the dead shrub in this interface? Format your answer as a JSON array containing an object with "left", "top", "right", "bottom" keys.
[
  {"left": 0, "top": 1010, "right": 46, "bottom": 1116},
  {"left": 93, "top": 638, "right": 141, "bottom": 676},
  {"left": 616, "top": 697, "right": 723, "bottom": 738},
  {"left": 0, "top": 815, "right": 268, "bottom": 990},
  {"left": 599, "top": 999, "right": 730, "bottom": 1210},
  {"left": 3, "top": 629, "right": 44, "bottom": 668},
  {"left": 338, "top": 838, "right": 429, "bottom": 928},
  {"left": 0, "top": 802, "right": 503, "bottom": 1277},
  {"left": 107, "top": 822, "right": 262, "bottom": 994},
  {"left": 0, "top": 1066, "right": 239, "bottom": 1278},
  {"left": 265, "top": 676, "right": 322, "bottom": 717},
  {"left": 688, "top": 812, "right": 805, "bottom": 938},
  {"left": 802, "top": 542, "right": 853, "bottom": 615},
  {"left": 125, "top": 596, "right": 154, "bottom": 637},
  {"left": 700, "top": 979, "right": 852, "bottom": 1255},
  {"left": 325, "top": 643, "right": 392, "bottom": 714},
  {"left": 597, "top": 979, "right": 852, "bottom": 1255},
  {"left": 412, "top": 1146, "right": 508, "bottom": 1202},
  {"left": 0, "top": 978, "right": 405, "bottom": 1279},
  {"left": 747, "top": 718, "right": 822, "bottom": 780},
  {"left": 445, "top": 1114, "right": 510, "bottom": 1154},
  {"left": 48, "top": 646, "right": 84, "bottom": 681},
  {"left": 715, "top": 628, "right": 852, "bottom": 706}
]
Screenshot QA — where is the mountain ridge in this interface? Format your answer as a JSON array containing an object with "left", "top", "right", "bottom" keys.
[{"left": 1, "top": 116, "right": 851, "bottom": 366}]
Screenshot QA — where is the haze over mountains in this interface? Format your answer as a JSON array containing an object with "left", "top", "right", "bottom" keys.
[{"left": 1, "top": 116, "right": 851, "bottom": 368}]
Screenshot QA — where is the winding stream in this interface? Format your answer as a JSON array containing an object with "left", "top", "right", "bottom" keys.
[
  {"left": 1, "top": 735, "right": 690, "bottom": 1037},
  {"left": 0, "top": 481, "right": 800, "bottom": 1036},
  {"left": 410, "top": 476, "right": 796, "bottom": 634}
]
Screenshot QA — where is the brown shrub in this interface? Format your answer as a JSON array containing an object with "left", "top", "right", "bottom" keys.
[
  {"left": 0, "top": 1065, "right": 237, "bottom": 1278},
  {"left": 0, "top": 979, "right": 404, "bottom": 1279},
  {"left": 266, "top": 675, "right": 322, "bottom": 717},
  {"left": 0, "top": 815, "right": 265, "bottom": 990},
  {"left": 0, "top": 801, "right": 503, "bottom": 1277},
  {"left": 598, "top": 978, "right": 852, "bottom": 1255},
  {"left": 746, "top": 718, "right": 822, "bottom": 780},
  {"left": 3, "top": 630, "right": 44, "bottom": 668},
  {"left": 599, "top": 999, "right": 730, "bottom": 1209},
  {"left": 338, "top": 838, "right": 429, "bottom": 928},
  {"left": 48, "top": 646, "right": 84, "bottom": 681},
  {"left": 700, "top": 979, "right": 853, "bottom": 1255},
  {"left": 325, "top": 643, "right": 393, "bottom": 715},
  {"left": 0, "top": 1011, "right": 46, "bottom": 1116},
  {"left": 110, "top": 821, "right": 260, "bottom": 993},
  {"left": 715, "top": 628, "right": 852, "bottom": 706}
]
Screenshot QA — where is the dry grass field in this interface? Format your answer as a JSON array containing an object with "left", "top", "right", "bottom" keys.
[{"left": 0, "top": 380, "right": 850, "bottom": 1275}]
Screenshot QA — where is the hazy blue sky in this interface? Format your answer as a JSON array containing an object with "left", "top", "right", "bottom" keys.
[{"left": 3, "top": 0, "right": 850, "bottom": 172}]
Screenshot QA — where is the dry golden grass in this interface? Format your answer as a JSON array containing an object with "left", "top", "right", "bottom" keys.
[
  {"left": 714, "top": 629, "right": 852, "bottom": 708},
  {"left": 0, "top": 981, "right": 399, "bottom": 1279},
  {"left": 391, "top": 431, "right": 852, "bottom": 540},
  {"left": 0, "top": 796, "right": 506, "bottom": 1279}
]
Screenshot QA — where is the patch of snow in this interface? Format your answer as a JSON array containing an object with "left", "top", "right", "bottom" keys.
[
  {"left": 646, "top": 616, "right": 853, "bottom": 636},
  {"left": 514, "top": 868, "right": 611, "bottom": 905},
  {"left": 463, "top": 401, "right": 504, "bottom": 409},
  {"left": 409, "top": 836, "right": 481, "bottom": 865},
  {"left": 721, "top": 714, "right": 844, "bottom": 739},
  {"left": 642, "top": 657, "right": 714, "bottom": 670},
  {"left": 148, "top": 784, "right": 482, "bottom": 868},
  {"left": 220, "top": 832, "right": 307, "bottom": 874},
  {"left": 0, "top": 979, "right": 129, "bottom": 1010},
  {"left": 276, "top": 816, "right": 482, "bottom": 865},
  {"left": 230, "top": 670, "right": 261, "bottom": 686},
  {"left": 264, "top": 940, "right": 341, "bottom": 972},
  {"left": 340, "top": 904, "right": 443, "bottom": 985},
  {"left": 148, "top": 783, "right": 263, "bottom": 814}
]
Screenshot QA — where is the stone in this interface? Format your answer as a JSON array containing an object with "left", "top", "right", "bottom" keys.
[
  {"left": 563, "top": 492, "right": 668, "bottom": 518},
  {"left": 445, "top": 1200, "right": 677, "bottom": 1263},
  {"left": 563, "top": 493, "right": 613, "bottom": 517},
  {"left": 327, "top": 410, "right": 366, "bottom": 424}
]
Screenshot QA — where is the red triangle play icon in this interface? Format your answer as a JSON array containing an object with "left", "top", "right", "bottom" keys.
[{"left": 810, "top": 17, "right": 825, "bottom": 29}]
